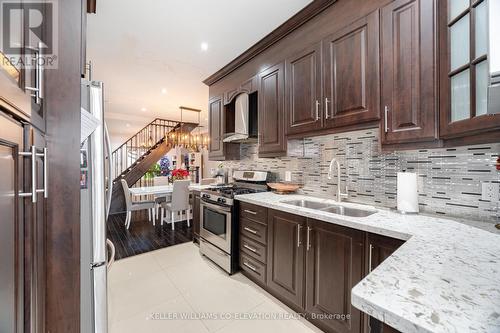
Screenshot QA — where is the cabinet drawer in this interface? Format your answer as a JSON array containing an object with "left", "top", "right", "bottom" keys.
[
  {"left": 240, "top": 253, "right": 266, "bottom": 285},
  {"left": 239, "top": 202, "right": 267, "bottom": 224},
  {"left": 240, "top": 218, "right": 267, "bottom": 244},
  {"left": 240, "top": 236, "right": 267, "bottom": 264}
]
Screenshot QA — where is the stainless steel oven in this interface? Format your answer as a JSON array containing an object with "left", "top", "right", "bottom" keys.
[
  {"left": 198, "top": 170, "right": 269, "bottom": 274},
  {"left": 200, "top": 200, "right": 232, "bottom": 253}
]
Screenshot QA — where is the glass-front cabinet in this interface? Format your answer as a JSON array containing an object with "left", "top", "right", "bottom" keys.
[
  {"left": 0, "top": 0, "right": 46, "bottom": 131},
  {"left": 440, "top": 0, "right": 500, "bottom": 140}
]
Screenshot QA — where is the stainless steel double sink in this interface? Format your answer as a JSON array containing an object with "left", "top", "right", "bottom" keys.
[{"left": 280, "top": 199, "right": 376, "bottom": 217}]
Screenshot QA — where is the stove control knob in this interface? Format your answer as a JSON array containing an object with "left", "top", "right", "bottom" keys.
[
  {"left": 202, "top": 194, "right": 210, "bottom": 199},
  {"left": 218, "top": 198, "right": 226, "bottom": 204}
]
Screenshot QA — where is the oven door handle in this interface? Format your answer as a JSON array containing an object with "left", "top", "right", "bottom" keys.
[{"left": 201, "top": 200, "right": 231, "bottom": 213}]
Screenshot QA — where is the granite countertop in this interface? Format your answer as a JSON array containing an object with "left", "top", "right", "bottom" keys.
[{"left": 234, "top": 192, "right": 500, "bottom": 333}]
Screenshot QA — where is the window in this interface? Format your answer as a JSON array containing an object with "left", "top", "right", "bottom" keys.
[{"left": 448, "top": 0, "right": 489, "bottom": 122}]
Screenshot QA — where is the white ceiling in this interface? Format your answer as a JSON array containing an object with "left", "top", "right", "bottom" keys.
[{"left": 86, "top": 0, "right": 313, "bottom": 148}]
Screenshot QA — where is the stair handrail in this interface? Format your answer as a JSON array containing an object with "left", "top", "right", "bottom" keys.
[{"left": 112, "top": 118, "right": 179, "bottom": 155}]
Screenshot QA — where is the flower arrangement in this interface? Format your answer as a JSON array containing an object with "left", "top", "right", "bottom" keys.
[
  {"left": 171, "top": 168, "right": 190, "bottom": 181},
  {"left": 144, "top": 163, "right": 160, "bottom": 179},
  {"left": 159, "top": 155, "right": 171, "bottom": 176}
]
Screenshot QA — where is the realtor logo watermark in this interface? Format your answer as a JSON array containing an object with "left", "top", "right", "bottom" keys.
[{"left": 0, "top": 0, "right": 58, "bottom": 69}]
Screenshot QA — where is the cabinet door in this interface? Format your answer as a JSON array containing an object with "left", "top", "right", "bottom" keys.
[
  {"left": 323, "top": 11, "right": 380, "bottom": 129},
  {"left": 286, "top": 42, "right": 323, "bottom": 135},
  {"left": 381, "top": 0, "right": 438, "bottom": 145},
  {"left": 24, "top": 126, "right": 47, "bottom": 333},
  {"left": 258, "top": 63, "right": 286, "bottom": 157},
  {"left": 267, "top": 209, "right": 306, "bottom": 309},
  {"left": 305, "top": 219, "right": 365, "bottom": 333},
  {"left": 366, "top": 233, "right": 405, "bottom": 333},
  {"left": 0, "top": 0, "right": 33, "bottom": 122},
  {"left": 0, "top": 113, "right": 25, "bottom": 333},
  {"left": 208, "top": 96, "right": 224, "bottom": 159},
  {"left": 439, "top": 0, "right": 500, "bottom": 140}
]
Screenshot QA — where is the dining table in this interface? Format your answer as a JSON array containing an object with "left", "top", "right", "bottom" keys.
[{"left": 128, "top": 183, "right": 214, "bottom": 197}]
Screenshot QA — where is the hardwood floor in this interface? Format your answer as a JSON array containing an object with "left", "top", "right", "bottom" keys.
[{"left": 107, "top": 211, "right": 193, "bottom": 260}]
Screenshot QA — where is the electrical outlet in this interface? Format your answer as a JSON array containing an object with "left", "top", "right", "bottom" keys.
[{"left": 481, "top": 182, "right": 500, "bottom": 202}]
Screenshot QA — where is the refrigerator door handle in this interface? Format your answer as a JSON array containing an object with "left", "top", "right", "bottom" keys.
[
  {"left": 106, "top": 239, "right": 115, "bottom": 270},
  {"left": 104, "top": 123, "right": 113, "bottom": 219}
]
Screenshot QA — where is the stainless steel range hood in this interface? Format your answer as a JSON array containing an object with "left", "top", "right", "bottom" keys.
[
  {"left": 223, "top": 93, "right": 254, "bottom": 142},
  {"left": 488, "top": 0, "right": 500, "bottom": 114}
]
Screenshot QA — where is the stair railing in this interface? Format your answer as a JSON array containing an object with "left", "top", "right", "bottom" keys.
[{"left": 111, "top": 118, "right": 180, "bottom": 182}]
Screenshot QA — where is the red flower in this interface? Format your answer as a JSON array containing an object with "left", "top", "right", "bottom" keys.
[{"left": 172, "top": 169, "right": 190, "bottom": 178}]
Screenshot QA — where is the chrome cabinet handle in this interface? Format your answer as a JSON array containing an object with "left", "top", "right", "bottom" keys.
[
  {"left": 244, "top": 209, "right": 257, "bottom": 215},
  {"left": 297, "top": 224, "right": 302, "bottom": 248},
  {"left": 41, "top": 148, "right": 48, "bottom": 198},
  {"left": 243, "top": 244, "right": 257, "bottom": 253},
  {"left": 19, "top": 146, "right": 48, "bottom": 202},
  {"left": 325, "top": 98, "right": 330, "bottom": 119},
  {"left": 243, "top": 262, "right": 257, "bottom": 272},
  {"left": 306, "top": 226, "right": 312, "bottom": 251},
  {"left": 315, "top": 100, "right": 320, "bottom": 121},
  {"left": 368, "top": 244, "right": 373, "bottom": 273},
  {"left": 384, "top": 106, "right": 389, "bottom": 133},
  {"left": 244, "top": 227, "right": 258, "bottom": 234},
  {"left": 25, "top": 42, "right": 44, "bottom": 103}
]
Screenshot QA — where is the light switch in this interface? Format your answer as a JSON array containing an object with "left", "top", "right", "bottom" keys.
[{"left": 481, "top": 182, "right": 500, "bottom": 202}]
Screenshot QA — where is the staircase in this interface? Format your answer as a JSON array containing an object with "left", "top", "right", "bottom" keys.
[{"left": 108, "top": 118, "right": 198, "bottom": 214}]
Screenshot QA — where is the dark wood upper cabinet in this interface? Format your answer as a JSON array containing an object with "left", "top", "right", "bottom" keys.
[
  {"left": 267, "top": 209, "right": 306, "bottom": 310},
  {"left": 438, "top": 0, "right": 500, "bottom": 143},
  {"left": 208, "top": 96, "right": 225, "bottom": 159},
  {"left": 380, "top": 0, "right": 439, "bottom": 146},
  {"left": 306, "top": 219, "right": 365, "bottom": 333},
  {"left": 286, "top": 42, "right": 323, "bottom": 135},
  {"left": 258, "top": 63, "right": 287, "bottom": 157},
  {"left": 323, "top": 10, "right": 380, "bottom": 130}
]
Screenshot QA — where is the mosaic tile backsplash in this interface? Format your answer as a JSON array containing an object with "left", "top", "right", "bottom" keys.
[{"left": 223, "top": 128, "right": 500, "bottom": 223}]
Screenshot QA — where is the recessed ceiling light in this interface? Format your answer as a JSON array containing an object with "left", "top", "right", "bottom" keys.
[
  {"left": 141, "top": 107, "right": 147, "bottom": 112},
  {"left": 126, "top": 123, "right": 131, "bottom": 128},
  {"left": 161, "top": 88, "right": 167, "bottom": 94},
  {"left": 201, "top": 42, "right": 209, "bottom": 51}
]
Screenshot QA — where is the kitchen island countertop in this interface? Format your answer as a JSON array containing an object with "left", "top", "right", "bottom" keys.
[{"left": 235, "top": 192, "right": 500, "bottom": 333}]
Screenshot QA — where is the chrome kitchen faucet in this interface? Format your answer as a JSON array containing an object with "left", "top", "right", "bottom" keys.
[{"left": 327, "top": 158, "right": 348, "bottom": 203}]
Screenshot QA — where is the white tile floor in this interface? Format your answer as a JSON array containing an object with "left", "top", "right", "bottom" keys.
[{"left": 108, "top": 242, "right": 323, "bottom": 333}]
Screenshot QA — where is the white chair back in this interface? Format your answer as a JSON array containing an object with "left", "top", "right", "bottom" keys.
[
  {"left": 120, "top": 179, "right": 131, "bottom": 210},
  {"left": 200, "top": 178, "right": 216, "bottom": 185},
  {"left": 154, "top": 176, "right": 170, "bottom": 186},
  {"left": 171, "top": 180, "right": 190, "bottom": 211}
]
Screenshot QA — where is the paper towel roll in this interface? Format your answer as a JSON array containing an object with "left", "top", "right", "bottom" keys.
[
  {"left": 397, "top": 172, "right": 419, "bottom": 214},
  {"left": 285, "top": 171, "right": 292, "bottom": 182}
]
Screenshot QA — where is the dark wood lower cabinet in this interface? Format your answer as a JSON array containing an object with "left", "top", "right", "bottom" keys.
[
  {"left": 0, "top": 113, "right": 25, "bottom": 333},
  {"left": 366, "top": 233, "right": 405, "bottom": 333},
  {"left": 266, "top": 209, "right": 306, "bottom": 310},
  {"left": 0, "top": 111, "right": 47, "bottom": 333},
  {"left": 238, "top": 203, "right": 407, "bottom": 333},
  {"left": 306, "top": 219, "right": 366, "bottom": 333}
]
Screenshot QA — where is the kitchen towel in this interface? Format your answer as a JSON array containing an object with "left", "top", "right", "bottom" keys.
[{"left": 397, "top": 172, "right": 419, "bottom": 214}]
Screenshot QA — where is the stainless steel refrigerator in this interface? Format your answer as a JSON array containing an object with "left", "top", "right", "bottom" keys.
[{"left": 80, "top": 80, "right": 115, "bottom": 333}]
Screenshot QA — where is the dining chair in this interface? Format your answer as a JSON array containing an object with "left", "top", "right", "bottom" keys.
[
  {"left": 153, "top": 176, "right": 172, "bottom": 219},
  {"left": 200, "top": 177, "right": 217, "bottom": 185},
  {"left": 120, "top": 179, "right": 156, "bottom": 229},
  {"left": 160, "top": 179, "right": 191, "bottom": 230}
]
